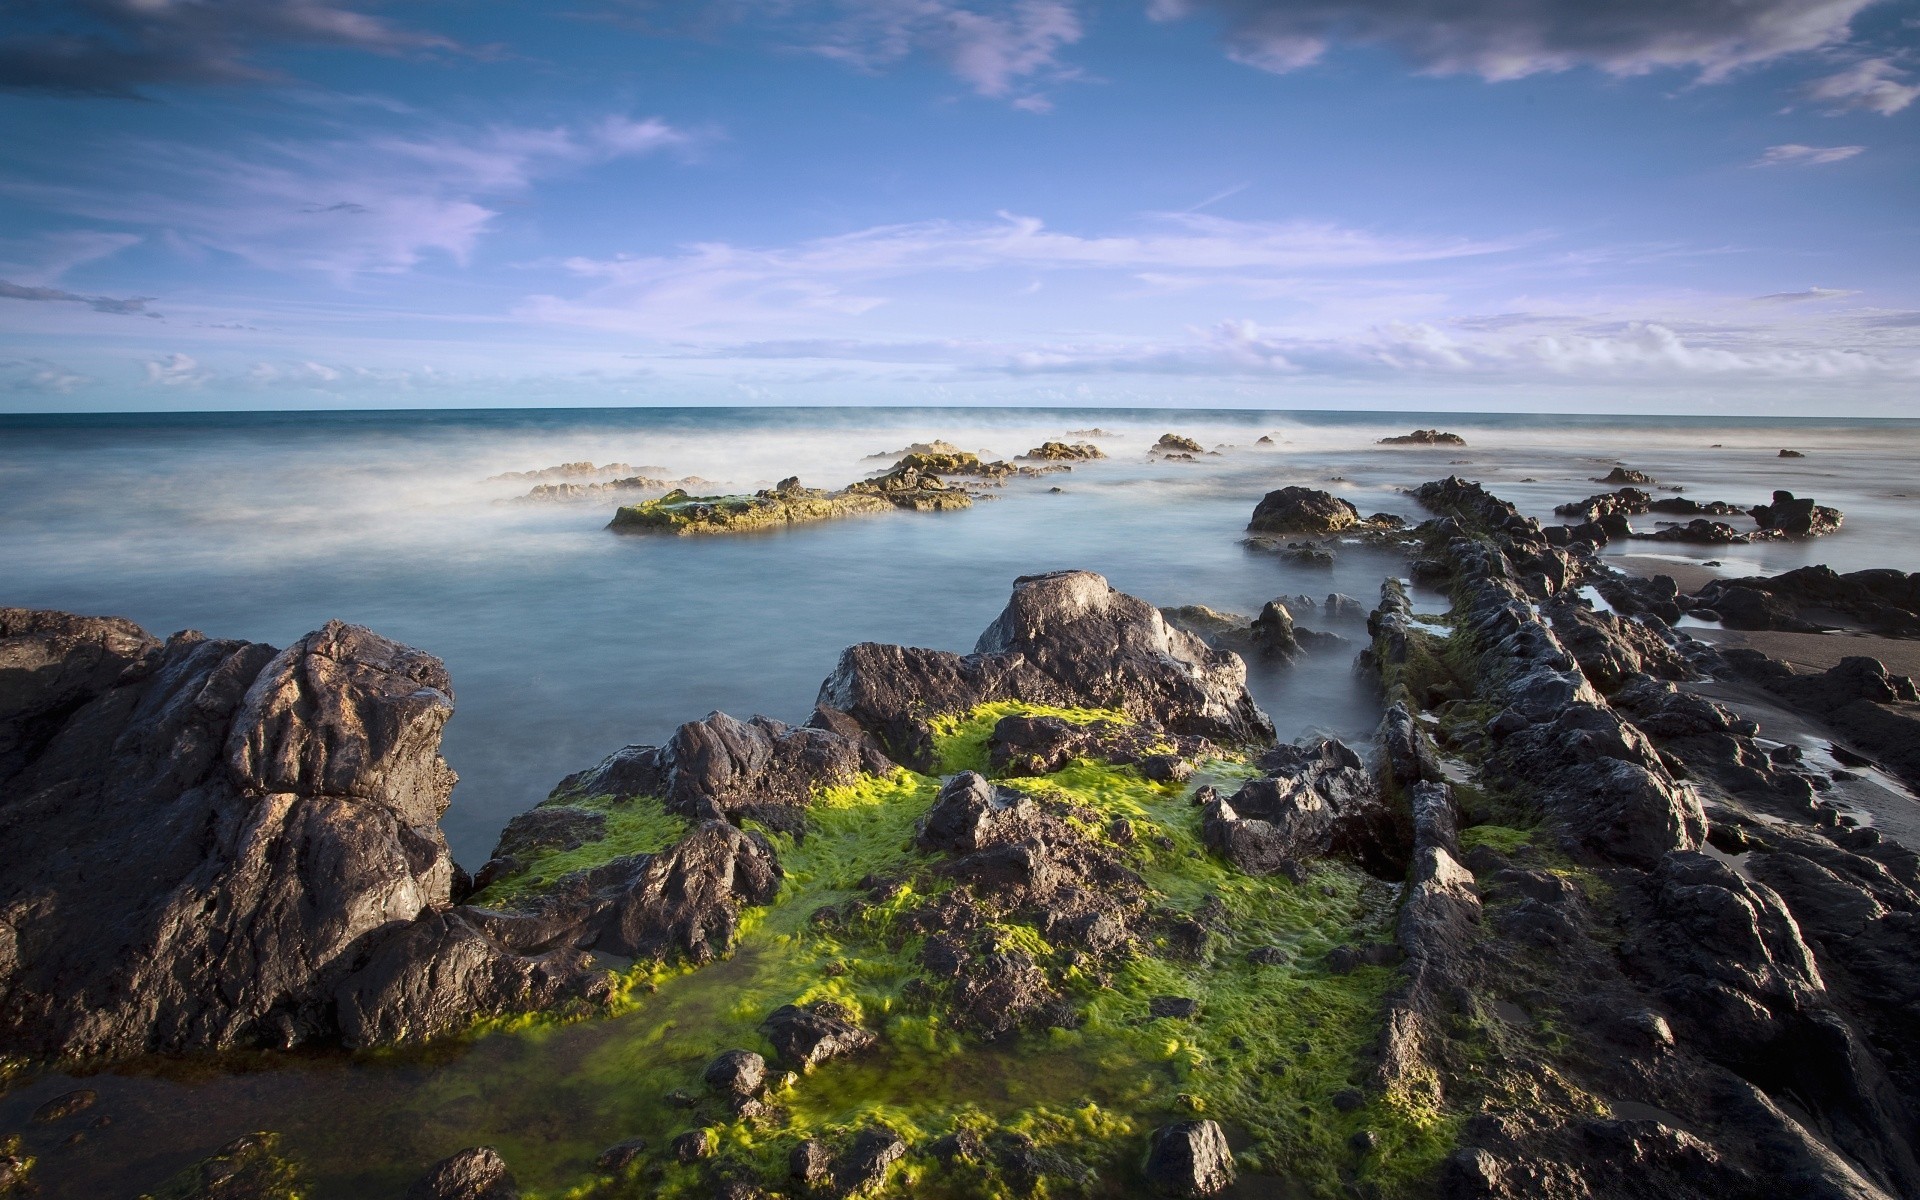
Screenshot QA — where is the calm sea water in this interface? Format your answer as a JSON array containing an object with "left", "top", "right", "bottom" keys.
[{"left": 3, "top": 406, "right": 1916, "bottom": 866}]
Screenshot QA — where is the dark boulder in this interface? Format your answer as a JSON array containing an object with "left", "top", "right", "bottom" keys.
[
  {"left": 1751, "top": 491, "right": 1842, "bottom": 537},
  {"left": 704, "top": 1049, "right": 767, "bottom": 1099},
  {"left": 1248, "top": 487, "right": 1361, "bottom": 535},
  {"left": 1249, "top": 600, "right": 1301, "bottom": 661},
  {"left": 1642, "top": 519, "right": 1749, "bottom": 545},
  {"left": 405, "top": 1147, "right": 518, "bottom": 1200},
  {"left": 761, "top": 1000, "right": 877, "bottom": 1070},
  {"left": 593, "top": 1138, "right": 647, "bottom": 1173},
  {"left": 1379, "top": 429, "right": 1466, "bottom": 446},
  {"left": 1595, "top": 466, "right": 1656, "bottom": 485},
  {"left": 1142, "top": 1120, "right": 1235, "bottom": 1197}
]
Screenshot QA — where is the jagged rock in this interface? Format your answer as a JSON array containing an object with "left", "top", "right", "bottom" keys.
[
  {"left": 0, "top": 616, "right": 527, "bottom": 1060},
  {"left": 1543, "top": 596, "right": 1693, "bottom": 695},
  {"left": 1154, "top": 433, "right": 1204, "bottom": 454},
  {"left": 1693, "top": 566, "right": 1920, "bottom": 637},
  {"left": 1248, "top": 487, "right": 1361, "bottom": 535},
  {"left": 1750, "top": 491, "right": 1842, "bottom": 537},
  {"left": 1720, "top": 653, "right": 1920, "bottom": 788},
  {"left": 671, "top": 1129, "right": 715, "bottom": 1164},
  {"left": 791, "top": 1138, "right": 832, "bottom": 1186},
  {"left": 762, "top": 1000, "right": 877, "bottom": 1070},
  {"left": 1250, "top": 600, "right": 1301, "bottom": 661},
  {"left": 1380, "top": 429, "right": 1466, "bottom": 446},
  {"left": 1142, "top": 1120, "right": 1235, "bottom": 1197},
  {"left": 405, "top": 1147, "right": 518, "bottom": 1200},
  {"left": 1203, "top": 738, "right": 1404, "bottom": 877},
  {"left": 489, "top": 805, "right": 607, "bottom": 860},
  {"left": 819, "top": 571, "right": 1272, "bottom": 769}
]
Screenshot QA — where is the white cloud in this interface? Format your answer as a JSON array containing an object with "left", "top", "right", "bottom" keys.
[
  {"left": 6, "top": 115, "right": 695, "bottom": 278},
  {"left": 1153, "top": 0, "right": 1881, "bottom": 83},
  {"left": 525, "top": 210, "right": 1524, "bottom": 333},
  {"left": 1751, "top": 143, "right": 1865, "bottom": 167},
  {"left": 0, "top": 358, "right": 92, "bottom": 393},
  {"left": 145, "top": 353, "right": 212, "bottom": 386},
  {"left": 1803, "top": 57, "right": 1920, "bottom": 115},
  {"left": 1754, "top": 286, "right": 1856, "bottom": 302}
]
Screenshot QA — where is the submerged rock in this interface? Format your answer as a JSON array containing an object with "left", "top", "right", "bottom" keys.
[
  {"left": 139, "top": 1132, "right": 307, "bottom": 1200},
  {"left": 1142, "top": 1120, "right": 1235, "bottom": 1197}
]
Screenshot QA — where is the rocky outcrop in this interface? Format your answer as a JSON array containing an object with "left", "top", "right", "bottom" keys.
[
  {"left": 1378, "top": 429, "right": 1466, "bottom": 446},
  {"left": 1595, "top": 466, "right": 1656, "bottom": 485},
  {"left": 761, "top": 1000, "right": 877, "bottom": 1070},
  {"left": 1692, "top": 566, "right": 1920, "bottom": 636},
  {"left": 0, "top": 617, "right": 478, "bottom": 1059},
  {"left": 533, "top": 710, "right": 887, "bottom": 837},
  {"left": 1719, "top": 652, "right": 1920, "bottom": 789},
  {"left": 1019, "top": 441, "right": 1105, "bottom": 461},
  {"left": 1202, "top": 738, "right": 1404, "bottom": 878},
  {"left": 1153, "top": 433, "right": 1204, "bottom": 454},
  {"left": 608, "top": 478, "right": 897, "bottom": 534},
  {"left": 1378, "top": 479, "right": 1920, "bottom": 1200},
  {"left": 818, "top": 571, "right": 1272, "bottom": 769},
  {"left": 1248, "top": 486, "right": 1361, "bottom": 535},
  {"left": 1751, "top": 490, "right": 1842, "bottom": 537},
  {"left": 0, "top": 611, "right": 798, "bottom": 1062}
]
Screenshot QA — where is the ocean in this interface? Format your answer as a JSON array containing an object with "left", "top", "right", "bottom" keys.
[{"left": 3, "top": 406, "right": 1913, "bottom": 870}]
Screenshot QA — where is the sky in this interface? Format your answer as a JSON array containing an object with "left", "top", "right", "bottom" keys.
[{"left": 0, "top": 0, "right": 1916, "bottom": 414}]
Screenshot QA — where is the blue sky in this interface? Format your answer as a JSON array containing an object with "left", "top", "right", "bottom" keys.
[{"left": 1, "top": 0, "right": 1916, "bottom": 413}]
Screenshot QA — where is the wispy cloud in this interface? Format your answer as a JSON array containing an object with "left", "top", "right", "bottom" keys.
[
  {"left": 1151, "top": 0, "right": 1881, "bottom": 83},
  {"left": 144, "top": 352, "right": 211, "bottom": 386},
  {"left": 1754, "top": 286, "right": 1855, "bottom": 302},
  {"left": 526, "top": 210, "right": 1526, "bottom": 333},
  {"left": 1803, "top": 57, "right": 1920, "bottom": 115},
  {"left": 0, "top": 0, "right": 458, "bottom": 97},
  {"left": 6, "top": 115, "right": 696, "bottom": 278},
  {"left": 1751, "top": 143, "right": 1864, "bottom": 167},
  {"left": 0, "top": 278, "right": 155, "bottom": 315}
]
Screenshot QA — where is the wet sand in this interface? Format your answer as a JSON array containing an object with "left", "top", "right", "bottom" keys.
[
  {"left": 1610, "top": 553, "right": 1727, "bottom": 596},
  {"left": 1683, "top": 627, "right": 1920, "bottom": 680}
]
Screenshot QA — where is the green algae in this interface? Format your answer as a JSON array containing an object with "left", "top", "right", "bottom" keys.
[
  {"left": 926, "top": 701, "right": 1130, "bottom": 775},
  {"left": 1458, "top": 824, "right": 1539, "bottom": 855},
  {"left": 608, "top": 486, "right": 893, "bottom": 535},
  {"left": 104, "top": 704, "right": 1451, "bottom": 1200},
  {"left": 467, "top": 796, "right": 690, "bottom": 909}
]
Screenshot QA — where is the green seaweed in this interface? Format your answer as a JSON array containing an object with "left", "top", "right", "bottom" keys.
[
  {"left": 926, "top": 702, "right": 1130, "bottom": 776},
  {"left": 468, "top": 796, "right": 690, "bottom": 909},
  {"left": 137, "top": 1133, "right": 306, "bottom": 1200}
]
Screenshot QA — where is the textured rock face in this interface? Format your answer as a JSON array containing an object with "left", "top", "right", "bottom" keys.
[
  {"left": 0, "top": 613, "right": 624, "bottom": 1061},
  {"left": 1202, "top": 738, "right": 1402, "bottom": 877},
  {"left": 1750, "top": 490, "right": 1843, "bottom": 537},
  {"left": 1142, "top": 1120, "right": 1235, "bottom": 1197},
  {"left": 0, "top": 617, "right": 465, "bottom": 1059},
  {"left": 818, "top": 571, "right": 1272, "bottom": 768}
]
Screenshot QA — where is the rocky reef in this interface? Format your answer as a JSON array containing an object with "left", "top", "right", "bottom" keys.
[{"left": 608, "top": 470, "right": 965, "bottom": 535}]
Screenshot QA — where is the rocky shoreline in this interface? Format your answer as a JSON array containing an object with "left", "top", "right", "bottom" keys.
[{"left": 4, "top": 470, "right": 1919, "bottom": 1199}]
